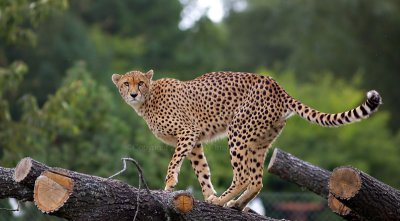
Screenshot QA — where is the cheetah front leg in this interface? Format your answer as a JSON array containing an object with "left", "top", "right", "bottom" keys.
[
  {"left": 188, "top": 143, "right": 217, "bottom": 199},
  {"left": 164, "top": 133, "right": 198, "bottom": 191}
]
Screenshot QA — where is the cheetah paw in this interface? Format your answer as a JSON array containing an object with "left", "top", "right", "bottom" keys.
[
  {"left": 164, "top": 183, "right": 175, "bottom": 192},
  {"left": 206, "top": 195, "right": 224, "bottom": 206},
  {"left": 203, "top": 191, "right": 217, "bottom": 200},
  {"left": 164, "top": 187, "right": 174, "bottom": 192},
  {"left": 205, "top": 194, "right": 217, "bottom": 203},
  {"left": 226, "top": 199, "right": 238, "bottom": 208},
  {"left": 203, "top": 191, "right": 217, "bottom": 201},
  {"left": 164, "top": 177, "right": 177, "bottom": 191},
  {"left": 243, "top": 207, "right": 255, "bottom": 213},
  {"left": 226, "top": 199, "right": 247, "bottom": 211}
]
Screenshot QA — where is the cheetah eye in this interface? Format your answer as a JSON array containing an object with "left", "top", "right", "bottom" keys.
[
  {"left": 138, "top": 81, "right": 144, "bottom": 86},
  {"left": 124, "top": 82, "right": 129, "bottom": 86}
]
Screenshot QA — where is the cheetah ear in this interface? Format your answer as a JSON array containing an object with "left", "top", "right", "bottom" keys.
[
  {"left": 145, "top": 70, "right": 153, "bottom": 80},
  {"left": 112, "top": 74, "right": 122, "bottom": 86}
]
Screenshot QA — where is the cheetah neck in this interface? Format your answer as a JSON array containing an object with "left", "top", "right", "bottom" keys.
[
  {"left": 127, "top": 102, "right": 141, "bottom": 116},
  {"left": 130, "top": 94, "right": 152, "bottom": 117}
]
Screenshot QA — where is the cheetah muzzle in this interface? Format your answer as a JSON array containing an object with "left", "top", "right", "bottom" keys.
[{"left": 112, "top": 70, "right": 382, "bottom": 210}]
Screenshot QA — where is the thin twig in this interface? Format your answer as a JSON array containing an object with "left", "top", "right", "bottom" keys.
[
  {"left": 109, "top": 158, "right": 141, "bottom": 220},
  {"left": 109, "top": 157, "right": 170, "bottom": 221},
  {"left": 0, "top": 200, "right": 20, "bottom": 212}
]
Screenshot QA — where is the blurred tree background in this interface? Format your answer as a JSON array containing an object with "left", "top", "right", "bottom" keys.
[{"left": 0, "top": 0, "right": 399, "bottom": 220}]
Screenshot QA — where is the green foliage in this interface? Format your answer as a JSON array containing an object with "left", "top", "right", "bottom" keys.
[
  {"left": 14, "top": 11, "right": 100, "bottom": 105},
  {"left": 0, "top": 61, "right": 28, "bottom": 159},
  {"left": 0, "top": 0, "right": 68, "bottom": 45},
  {"left": 0, "top": 61, "right": 28, "bottom": 97},
  {"left": 174, "top": 17, "right": 228, "bottom": 78},
  {"left": 71, "top": 0, "right": 184, "bottom": 73},
  {"left": 1, "top": 62, "right": 131, "bottom": 174}
]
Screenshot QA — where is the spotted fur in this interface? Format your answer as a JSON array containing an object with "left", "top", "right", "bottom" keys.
[{"left": 112, "top": 70, "right": 382, "bottom": 210}]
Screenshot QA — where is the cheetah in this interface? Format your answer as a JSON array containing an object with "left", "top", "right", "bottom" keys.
[{"left": 112, "top": 70, "right": 382, "bottom": 210}]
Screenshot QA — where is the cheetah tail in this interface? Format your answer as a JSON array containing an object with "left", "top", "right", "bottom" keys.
[{"left": 287, "top": 90, "right": 382, "bottom": 127}]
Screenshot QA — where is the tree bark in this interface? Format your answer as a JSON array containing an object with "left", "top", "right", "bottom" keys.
[
  {"left": 267, "top": 148, "right": 365, "bottom": 221},
  {"left": 267, "top": 148, "right": 330, "bottom": 197},
  {"left": 0, "top": 167, "right": 33, "bottom": 201},
  {"left": 1, "top": 158, "right": 287, "bottom": 221},
  {"left": 329, "top": 166, "right": 400, "bottom": 221}
]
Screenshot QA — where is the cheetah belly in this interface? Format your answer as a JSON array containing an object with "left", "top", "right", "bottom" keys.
[
  {"left": 200, "top": 129, "right": 228, "bottom": 143},
  {"left": 153, "top": 130, "right": 177, "bottom": 146}
]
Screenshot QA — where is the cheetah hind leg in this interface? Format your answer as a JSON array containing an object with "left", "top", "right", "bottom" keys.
[
  {"left": 206, "top": 138, "right": 251, "bottom": 206},
  {"left": 188, "top": 143, "right": 217, "bottom": 199},
  {"left": 226, "top": 147, "right": 269, "bottom": 210},
  {"left": 227, "top": 121, "right": 284, "bottom": 210}
]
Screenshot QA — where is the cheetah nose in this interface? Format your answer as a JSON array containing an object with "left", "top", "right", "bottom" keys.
[{"left": 130, "top": 93, "right": 138, "bottom": 98}]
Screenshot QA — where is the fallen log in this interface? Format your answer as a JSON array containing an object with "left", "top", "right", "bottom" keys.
[
  {"left": 1, "top": 158, "right": 286, "bottom": 221},
  {"left": 267, "top": 148, "right": 365, "bottom": 221},
  {"left": 14, "top": 157, "right": 49, "bottom": 188},
  {"left": 329, "top": 166, "right": 400, "bottom": 221},
  {"left": 34, "top": 168, "right": 281, "bottom": 220},
  {"left": 0, "top": 167, "right": 33, "bottom": 201}
]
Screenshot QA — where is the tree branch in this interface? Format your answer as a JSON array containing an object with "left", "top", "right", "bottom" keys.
[
  {"left": 267, "top": 148, "right": 366, "bottom": 221},
  {"left": 329, "top": 166, "right": 400, "bottom": 221},
  {"left": 1, "top": 158, "right": 285, "bottom": 221}
]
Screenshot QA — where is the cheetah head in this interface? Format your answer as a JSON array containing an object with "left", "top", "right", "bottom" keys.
[{"left": 112, "top": 70, "right": 153, "bottom": 106}]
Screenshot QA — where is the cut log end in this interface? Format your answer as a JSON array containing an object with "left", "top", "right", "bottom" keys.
[
  {"left": 328, "top": 193, "right": 352, "bottom": 216},
  {"left": 329, "top": 166, "right": 361, "bottom": 199},
  {"left": 267, "top": 148, "right": 279, "bottom": 171},
  {"left": 34, "top": 170, "right": 74, "bottom": 213},
  {"left": 173, "top": 192, "right": 194, "bottom": 213},
  {"left": 13, "top": 157, "right": 33, "bottom": 182}
]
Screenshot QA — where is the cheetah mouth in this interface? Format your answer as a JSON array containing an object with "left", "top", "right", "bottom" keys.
[
  {"left": 128, "top": 97, "right": 140, "bottom": 104},
  {"left": 129, "top": 98, "right": 138, "bottom": 103}
]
